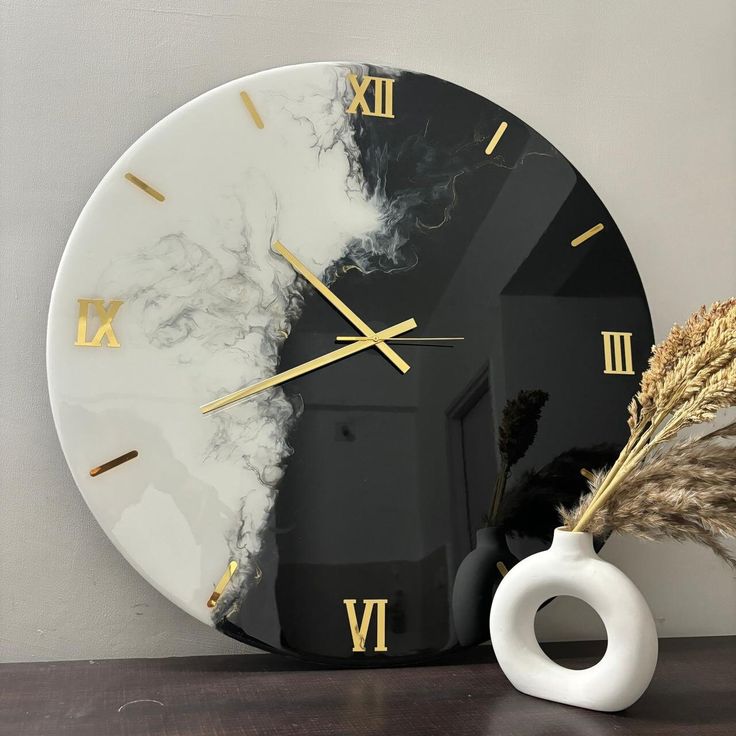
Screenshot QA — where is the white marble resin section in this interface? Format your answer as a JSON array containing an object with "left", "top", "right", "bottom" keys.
[{"left": 47, "top": 63, "right": 391, "bottom": 624}]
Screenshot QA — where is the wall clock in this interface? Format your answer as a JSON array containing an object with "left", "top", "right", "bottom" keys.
[{"left": 47, "top": 61, "right": 652, "bottom": 665}]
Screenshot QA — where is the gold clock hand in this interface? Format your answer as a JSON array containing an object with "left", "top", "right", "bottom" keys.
[
  {"left": 273, "top": 240, "right": 410, "bottom": 374},
  {"left": 335, "top": 336, "right": 464, "bottom": 342},
  {"left": 200, "top": 317, "right": 417, "bottom": 414}
]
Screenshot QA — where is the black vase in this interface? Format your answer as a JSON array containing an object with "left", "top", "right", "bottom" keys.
[{"left": 451, "top": 526, "right": 517, "bottom": 646}]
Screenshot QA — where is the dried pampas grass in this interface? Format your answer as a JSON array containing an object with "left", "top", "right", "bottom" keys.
[
  {"left": 561, "top": 422, "right": 736, "bottom": 565},
  {"left": 562, "top": 299, "right": 736, "bottom": 562}
]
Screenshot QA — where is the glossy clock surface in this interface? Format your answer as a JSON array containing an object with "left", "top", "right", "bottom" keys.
[{"left": 47, "top": 62, "right": 652, "bottom": 665}]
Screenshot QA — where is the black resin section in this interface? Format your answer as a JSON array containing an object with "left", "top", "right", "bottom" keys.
[{"left": 219, "top": 66, "right": 652, "bottom": 665}]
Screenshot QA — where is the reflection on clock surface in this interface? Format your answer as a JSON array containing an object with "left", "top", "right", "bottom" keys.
[
  {"left": 47, "top": 62, "right": 652, "bottom": 665},
  {"left": 214, "top": 67, "right": 652, "bottom": 663}
]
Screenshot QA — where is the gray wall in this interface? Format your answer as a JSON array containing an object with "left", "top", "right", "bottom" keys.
[{"left": 1, "top": 0, "right": 735, "bottom": 662}]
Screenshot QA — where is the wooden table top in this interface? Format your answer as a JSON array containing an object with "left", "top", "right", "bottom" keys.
[{"left": 1, "top": 637, "right": 734, "bottom": 735}]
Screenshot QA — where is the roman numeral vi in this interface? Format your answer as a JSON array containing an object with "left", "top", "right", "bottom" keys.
[{"left": 343, "top": 598, "right": 388, "bottom": 652}]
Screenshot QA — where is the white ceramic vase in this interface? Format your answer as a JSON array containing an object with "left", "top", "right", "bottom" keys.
[{"left": 489, "top": 528, "right": 658, "bottom": 712}]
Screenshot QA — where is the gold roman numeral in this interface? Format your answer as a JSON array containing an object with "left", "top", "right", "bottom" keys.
[
  {"left": 74, "top": 299, "right": 123, "bottom": 348},
  {"left": 601, "top": 331, "right": 634, "bottom": 375},
  {"left": 343, "top": 598, "right": 388, "bottom": 652},
  {"left": 346, "top": 74, "right": 395, "bottom": 119}
]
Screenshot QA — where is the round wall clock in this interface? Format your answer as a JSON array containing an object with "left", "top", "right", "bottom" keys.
[{"left": 47, "top": 61, "right": 652, "bottom": 665}]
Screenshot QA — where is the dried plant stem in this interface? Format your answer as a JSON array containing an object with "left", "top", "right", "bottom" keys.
[
  {"left": 573, "top": 442, "right": 639, "bottom": 531},
  {"left": 489, "top": 459, "right": 509, "bottom": 524},
  {"left": 572, "top": 397, "right": 695, "bottom": 532},
  {"left": 561, "top": 424, "right": 736, "bottom": 565}
]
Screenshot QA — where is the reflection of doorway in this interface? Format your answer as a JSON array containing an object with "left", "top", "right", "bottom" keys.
[{"left": 447, "top": 367, "right": 497, "bottom": 549}]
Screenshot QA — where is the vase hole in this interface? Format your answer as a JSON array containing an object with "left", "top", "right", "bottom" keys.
[{"left": 534, "top": 596, "right": 608, "bottom": 670}]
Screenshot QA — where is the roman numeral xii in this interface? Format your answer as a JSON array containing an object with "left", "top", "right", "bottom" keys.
[{"left": 346, "top": 74, "right": 395, "bottom": 119}]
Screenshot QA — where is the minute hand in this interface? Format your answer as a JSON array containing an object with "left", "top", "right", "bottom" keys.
[
  {"left": 273, "top": 240, "right": 410, "bottom": 374},
  {"left": 200, "top": 318, "right": 417, "bottom": 414}
]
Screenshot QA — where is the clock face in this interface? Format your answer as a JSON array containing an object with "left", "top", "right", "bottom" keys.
[{"left": 47, "top": 62, "right": 652, "bottom": 665}]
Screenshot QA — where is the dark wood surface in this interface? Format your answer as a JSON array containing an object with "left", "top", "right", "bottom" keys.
[{"left": 2, "top": 637, "right": 735, "bottom": 735}]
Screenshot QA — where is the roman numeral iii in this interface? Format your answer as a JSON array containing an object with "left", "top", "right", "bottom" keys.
[
  {"left": 343, "top": 598, "right": 388, "bottom": 652},
  {"left": 346, "top": 74, "right": 395, "bottom": 119},
  {"left": 601, "top": 331, "right": 634, "bottom": 375},
  {"left": 74, "top": 299, "right": 123, "bottom": 348}
]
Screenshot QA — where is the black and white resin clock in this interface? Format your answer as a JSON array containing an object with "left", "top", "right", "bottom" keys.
[{"left": 47, "top": 62, "right": 652, "bottom": 665}]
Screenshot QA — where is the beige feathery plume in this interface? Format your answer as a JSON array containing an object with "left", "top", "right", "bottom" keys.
[
  {"left": 629, "top": 299, "right": 736, "bottom": 432},
  {"left": 561, "top": 423, "right": 736, "bottom": 565},
  {"left": 567, "top": 299, "right": 736, "bottom": 544}
]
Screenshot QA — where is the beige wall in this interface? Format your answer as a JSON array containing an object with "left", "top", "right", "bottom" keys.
[{"left": 1, "top": 0, "right": 735, "bottom": 662}]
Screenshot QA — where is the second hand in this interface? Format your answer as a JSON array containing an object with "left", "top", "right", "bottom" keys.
[{"left": 335, "top": 336, "right": 464, "bottom": 343}]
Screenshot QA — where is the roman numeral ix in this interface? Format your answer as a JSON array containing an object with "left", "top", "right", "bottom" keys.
[{"left": 74, "top": 298, "right": 123, "bottom": 348}]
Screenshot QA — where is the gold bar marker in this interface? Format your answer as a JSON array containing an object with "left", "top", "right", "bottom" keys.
[
  {"left": 571, "top": 223, "right": 604, "bottom": 248},
  {"left": 240, "top": 91, "right": 264, "bottom": 129},
  {"left": 485, "top": 121, "right": 508, "bottom": 156},
  {"left": 124, "top": 173, "right": 165, "bottom": 202},
  {"left": 90, "top": 450, "right": 138, "bottom": 477},
  {"left": 207, "top": 560, "right": 238, "bottom": 608},
  {"left": 496, "top": 561, "right": 509, "bottom": 577}
]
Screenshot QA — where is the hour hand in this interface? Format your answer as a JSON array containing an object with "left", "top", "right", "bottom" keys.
[{"left": 273, "top": 240, "right": 410, "bottom": 374}]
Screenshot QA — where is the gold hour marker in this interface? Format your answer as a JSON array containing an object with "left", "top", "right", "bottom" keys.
[
  {"left": 124, "top": 173, "right": 165, "bottom": 202},
  {"left": 571, "top": 223, "right": 604, "bottom": 248},
  {"left": 75, "top": 298, "right": 123, "bottom": 348},
  {"left": 485, "top": 121, "right": 508, "bottom": 156},
  {"left": 90, "top": 450, "right": 138, "bottom": 477},
  {"left": 240, "top": 91, "right": 264, "bottom": 129},
  {"left": 207, "top": 561, "right": 238, "bottom": 608},
  {"left": 496, "top": 561, "right": 509, "bottom": 577},
  {"left": 343, "top": 598, "right": 388, "bottom": 652},
  {"left": 346, "top": 74, "right": 395, "bottom": 119},
  {"left": 602, "top": 331, "right": 635, "bottom": 375}
]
